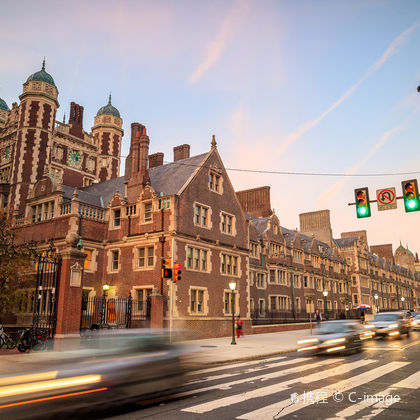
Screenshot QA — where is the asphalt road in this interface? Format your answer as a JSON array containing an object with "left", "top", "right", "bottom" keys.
[{"left": 102, "top": 332, "right": 420, "bottom": 420}]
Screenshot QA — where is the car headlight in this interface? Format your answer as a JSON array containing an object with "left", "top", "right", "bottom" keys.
[
  {"left": 324, "top": 338, "right": 346, "bottom": 345},
  {"left": 297, "top": 338, "right": 319, "bottom": 344},
  {"left": 364, "top": 324, "right": 374, "bottom": 329},
  {"left": 411, "top": 320, "right": 418, "bottom": 326},
  {"left": 388, "top": 324, "right": 398, "bottom": 329}
]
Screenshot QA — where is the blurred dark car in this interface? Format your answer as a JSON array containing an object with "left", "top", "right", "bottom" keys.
[
  {"left": 297, "top": 320, "right": 374, "bottom": 355},
  {"left": 369, "top": 311, "right": 412, "bottom": 338},
  {"left": 0, "top": 329, "right": 186, "bottom": 419}
]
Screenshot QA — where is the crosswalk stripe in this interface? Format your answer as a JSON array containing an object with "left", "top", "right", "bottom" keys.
[
  {"left": 237, "top": 361, "right": 409, "bottom": 419},
  {"left": 174, "top": 358, "right": 339, "bottom": 400},
  {"left": 182, "top": 359, "right": 374, "bottom": 414},
  {"left": 187, "top": 357, "right": 313, "bottom": 385},
  {"left": 186, "top": 356, "right": 287, "bottom": 376},
  {"left": 328, "top": 370, "right": 420, "bottom": 420}
]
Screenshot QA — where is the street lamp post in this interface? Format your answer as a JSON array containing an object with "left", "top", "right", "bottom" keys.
[
  {"left": 374, "top": 294, "right": 379, "bottom": 313},
  {"left": 229, "top": 280, "right": 237, "bottom": 345},
  {"left": 323, "top": 290, "right": 328, "bottom": 320}
]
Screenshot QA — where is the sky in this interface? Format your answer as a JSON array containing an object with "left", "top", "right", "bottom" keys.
[{"left": 1, "top": 0, "right": 420, "bottom": 255}]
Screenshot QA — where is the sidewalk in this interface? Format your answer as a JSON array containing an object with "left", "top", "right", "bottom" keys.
[
  {"left": 0, "top": 329, "right": 311, "bottom": 370},
  {"left": 181, "top": 329, "right": 310, "bottom": 365}
]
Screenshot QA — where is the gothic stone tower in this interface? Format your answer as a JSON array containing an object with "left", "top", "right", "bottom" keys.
[
  {"left": 91, "top": 95, "right": 123, "bottom": 182},
  {"left": 10, "top": 60, "right": 59, "bottom": 215}
]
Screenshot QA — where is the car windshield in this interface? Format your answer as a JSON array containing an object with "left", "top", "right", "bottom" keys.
[
  {"left": 315, "top": 322, "right": 355, "bottom": 334},
  {"left": 414, "top": 314, "right": 420, "bottom": 320},
  {"left": 374, "top": 314, "right": 399, "bottom": 322}
]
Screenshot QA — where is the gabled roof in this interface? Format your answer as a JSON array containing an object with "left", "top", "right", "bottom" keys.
[
  {"left": 149, "top": 153, "right": 208, "bottom": 196},
  {"left": 61, "top": 152, "right": 209, "bottom": 208}
]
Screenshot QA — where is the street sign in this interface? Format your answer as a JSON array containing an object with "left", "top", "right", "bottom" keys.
[{"left": 376, "top": 187, "right": 397, "bottom": 211}]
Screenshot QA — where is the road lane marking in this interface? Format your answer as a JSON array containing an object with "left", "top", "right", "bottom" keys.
[
  {"left": 326, "top": 370, "right": 420, "bottom": 419},
  {"left": 186, "top": 358, "right": 312, "bottom": 385},
  {"left": 182, "top": 359, "right": 374, "bottom": 414},
  {"left": 173, "top": 358, "right": 339, "bottom": 400},
  {"left": 237, "top": 361, "right": 409, "bottom": 419},
  {"left": 186, "top": 356, "right": 287, "bottom": 376}
]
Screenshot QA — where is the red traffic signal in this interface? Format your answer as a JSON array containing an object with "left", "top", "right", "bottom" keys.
[
  {"left": 162, "top": 268, "right": 173, "bottom": 279},
  {"left": 173, "top": 263, "right": 182, "bottom": 282}
]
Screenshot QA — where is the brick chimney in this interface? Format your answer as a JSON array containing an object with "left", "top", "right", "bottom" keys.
[
  {"left": 236, "top": 186, "right": 273, "bottom": 217},
  {"left": 126, "top": 122, "right": 150, "bottom": 201},
  {"left": 173, "top": 144, "right": 190, "bottom": 161},
  {"left": 149, "top": 152, "right": 164, "bottom": 168},
  {"left": 68, "top": 102, "right": 84, "bottom": 139}
]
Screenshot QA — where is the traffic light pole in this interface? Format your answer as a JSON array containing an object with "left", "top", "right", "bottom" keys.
[{"left": 169, "top": 236, "right": 174, "bottom": 344}]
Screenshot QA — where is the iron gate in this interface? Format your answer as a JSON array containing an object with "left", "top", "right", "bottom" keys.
[
  {"left": 31, "top": 250, "right": 62, "bottom": 338},
  {"left": 80, "top": 295, "right": 150, "bottom": 330}
]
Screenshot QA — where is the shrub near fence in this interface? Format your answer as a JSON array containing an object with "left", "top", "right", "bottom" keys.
[{"left": 80, "top": 297, "right": 149, "bottom": 331}]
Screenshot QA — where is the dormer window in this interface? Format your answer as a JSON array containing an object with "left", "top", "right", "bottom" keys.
[
  {"left": 144, "top": 202, "right": 152, "bottom": 222},
  {"left": 113, "top": 209, "right": 121, "bottom": 227}
]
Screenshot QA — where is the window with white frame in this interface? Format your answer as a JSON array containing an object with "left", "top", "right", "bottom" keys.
[
  {"left": 221, "top": 253, "right": 239, "bottom": 276},
  {"left": 194, "top": 203, "right": 209, "bottom": 228},
  {"left": 137, "top": 246, "right": 154, "bottom": 268},
  {"left": 317, "top": 299, "right": 323, "bottom": 309},
  {"left": 190, "top": 288, "right": 205, "bottom": 314},
  {"left": 136, "top": 288, "right": 152, "bottom": 311},
  {"left": 220, "top": 212, "right": 234, "bottom": 234},
  {"left": 269, "top": 269, "right": 276, "bottom": 283},
  {"left": 209, "top": 172, "right": 221, "bottom": 193},
  {"left": 258, "top": 299, "right": 265, "bottom": 316},
  {"left": 256, "top": 272, "right": 266, "bottom": 288},
  {"left": 143, "top": 202, "right": 152, "bottom": 222},
  {"left": 294, "top": 275, "right": 301, "bottom": 288},
  {"left": 224, "top": 291, "right": 238, "bottom": 315},
  {"left": 113, "top": 209, "right": 121, "bottom": 227},
  {"left": 31, "top": 201, "right": 54, "bottom": 223},
  {"left": 250, "top": 242, "right": 259, "bottom": 258},
  {"left": 110, "top": 250, "right": 119, "bottom": 271},
  {"left": 186, "top": 246, "right": 208, "bottom": 271}
]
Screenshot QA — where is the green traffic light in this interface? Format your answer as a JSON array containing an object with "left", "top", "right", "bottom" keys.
[
  {"left": 358, "top": 207, "right": 367, "bottom": 216},
  {"left": 407, "top": 199, "right": 416, "bottom": 209}
]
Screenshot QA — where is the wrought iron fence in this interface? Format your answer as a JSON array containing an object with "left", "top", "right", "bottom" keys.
[
  {"left": 80, "top": 296, "right": 150, "bottom": 331},
  {"left": 251, "top": 309, "right": 359, "bottom": 325}
]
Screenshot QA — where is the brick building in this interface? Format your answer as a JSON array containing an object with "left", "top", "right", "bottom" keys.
[
  {"left": 238, "top": 187, "right": 420, "bottom": 319},
  {"left": 0, "top": 62, "right": 249, "bottom": 338}
]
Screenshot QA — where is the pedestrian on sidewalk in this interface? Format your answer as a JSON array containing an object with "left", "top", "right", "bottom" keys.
[
  {"left": 360, "top": 311, "right": 365, "bottom": 325},
  {"left": 236, "top": 315, "right": 243, "bottom": 338},
  {"left": 314, "top": 309, "right": 322, "bottom": 326}
]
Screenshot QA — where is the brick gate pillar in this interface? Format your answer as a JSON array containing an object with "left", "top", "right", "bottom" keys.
[
  {"left": 149, "top": 288, "right": 164, "bottom": 329},
  {"left": 54, "top": 232, "right": 86, "bottom": 350}
]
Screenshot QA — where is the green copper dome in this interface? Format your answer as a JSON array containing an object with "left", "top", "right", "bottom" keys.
[
  {"left": 26, "top": 59, "right": 55, "bottom": 86},
  {"left": 96, "top": 94, "right": 120, "bottom": 118},
  {"left": 0, "top": 98, "right": 9, "bottom": 111}
]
